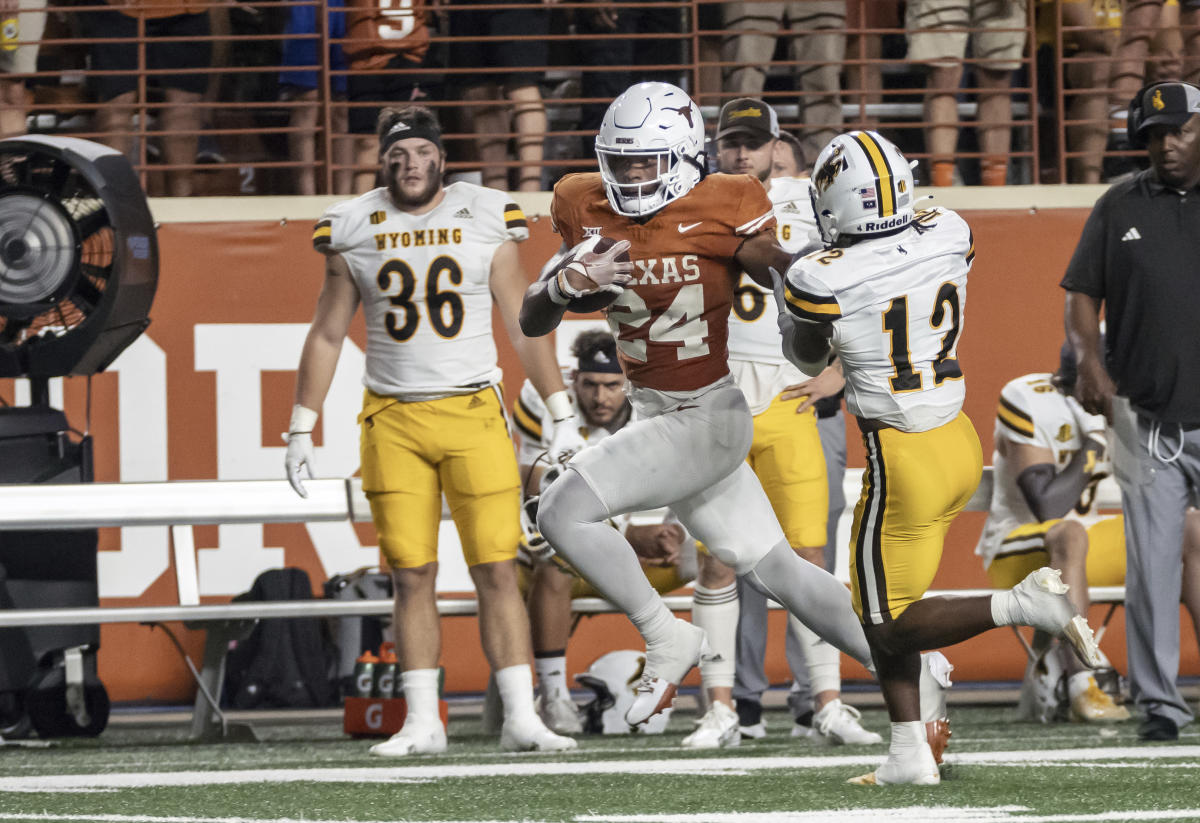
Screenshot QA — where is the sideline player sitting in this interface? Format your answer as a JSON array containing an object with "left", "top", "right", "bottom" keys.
[
  {"left": 285, "top": 105, "right": 580, "bottom": 757},
  {"left": 777, "top": 130, "right": 1103, "bottom": 785},
  {"left": 520, "top": 82, "right": 881, "bottom": 735},
  {"left": 976, "top": 346, "right": 1130, "bottom": 722},
  {"left": 690, "top": 97, "right": 878, "bottom": 749},
  {"left": 513, "top": 329, "right": 697, "bottom": 734}
]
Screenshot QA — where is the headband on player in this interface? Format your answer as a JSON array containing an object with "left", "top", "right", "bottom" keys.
[{"left": 380, "top": 119, "right": 442, "bottom": 154}]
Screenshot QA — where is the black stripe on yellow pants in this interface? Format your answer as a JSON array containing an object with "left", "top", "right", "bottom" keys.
[{"left": 854, "top": 430, "right": 891, "bottom": 624}]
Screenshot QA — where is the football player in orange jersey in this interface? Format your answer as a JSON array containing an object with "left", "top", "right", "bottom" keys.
[{"left": 519, "top": 82, "right": 877, "bottom": 727}]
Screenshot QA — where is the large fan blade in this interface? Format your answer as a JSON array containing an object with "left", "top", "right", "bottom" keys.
[{"left": 74, "top": 205, "right": 110, "bottom": 243}]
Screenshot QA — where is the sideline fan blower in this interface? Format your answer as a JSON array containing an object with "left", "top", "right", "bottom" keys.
[
  {"left": 0, "top": 136, "right": 158, "bottom": 739},
  {"left": 0, "top": 135, "right": 157, "bottom": 378}
]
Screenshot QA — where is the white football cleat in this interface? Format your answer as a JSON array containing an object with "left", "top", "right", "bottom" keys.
[
  {"left": 626, "top": 618, "right": 707, "bottom": 726},
  {"left": 812, "top": 699, "right": 883, "bottom": 745},
  {"left": 848, "top": 742, "right": 940, "bottom": 786},
  {"left": 500, "top": 716, "right": 579, "bottom": 752},
  {"left": 368, "top": 719, "right": 448, "bottom": 757},
  {"left": 535, "top": 692, "right": 583, "bottom": 735},
  {"left": 739, "top": 721, "right": 768, "bottom": 739},
  {"left": 1009, "top": 568, "right": 1103, "bottom": 667},
  {"left": 681, "top": 701, "right": 741, "bottom": 749}
]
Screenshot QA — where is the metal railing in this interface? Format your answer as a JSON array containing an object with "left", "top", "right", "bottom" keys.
[{"left": 3, "top": 0, "right": 1186, "bottom": 195}]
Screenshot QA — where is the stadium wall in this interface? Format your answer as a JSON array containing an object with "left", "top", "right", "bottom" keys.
[{"left": 2, "top": 186, "right": 1195, "bottom": 704}]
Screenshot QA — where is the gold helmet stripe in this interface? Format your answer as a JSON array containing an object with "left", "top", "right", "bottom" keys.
[{"left": 851, "top": 132, "right": 895, "bottom": 218}]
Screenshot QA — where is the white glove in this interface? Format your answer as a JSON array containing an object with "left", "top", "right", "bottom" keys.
[
  {"left": 558, "top": 238, "right": 634, "bottom": 297},
  {"left": 284, "top": 404, "right": 318, "bottom": 498},
  {"left": 285, "top": 433, "right": 315, "bottom": 498},
  {"left": 547, "top": 415, "right": 586, "bottom": 465},
  {"left": 1066, "top": 394, "right": 1109, "bottom": 451}
]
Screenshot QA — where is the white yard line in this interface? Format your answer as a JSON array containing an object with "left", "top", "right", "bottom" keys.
[
  {"left": 5, "top": 808, "right": 1200, "bottom": 823},
  {"left": 579, "top": 810, "right": 1200, "bottom": 823},
  {"left": 0, "top": 746, "right": 1198, "bottom": 793},
  {"left": 0, "top": 817, "right": 525, "bottom": 823}
]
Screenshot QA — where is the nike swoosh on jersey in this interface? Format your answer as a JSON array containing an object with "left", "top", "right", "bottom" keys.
[{"left": 677, "top": 221, "right": 702, "bottom": 233}]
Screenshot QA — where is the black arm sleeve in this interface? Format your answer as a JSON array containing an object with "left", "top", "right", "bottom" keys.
[
  {"left": 519, "top": 279, "right": 569, "bottom": 338},
  {"left": 1015, "top": 438, "right": 1104, "bottom": 522}
]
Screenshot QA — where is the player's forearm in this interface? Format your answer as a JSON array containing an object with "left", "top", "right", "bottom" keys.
[
  {"left": 294, "top": 329, "right": 342, "bottom": 412},
  {"left": 780, "top": 317, "right": 833, "bottom": 377},
  {"left": 1016, "top": 441, "right": 1102, "bottom": 522},
  {"left": 510, "top": 328, "right": 568, "bottom": 401},
  {"left": 519, "top": 280, "right": 569, "bottom": 338}
]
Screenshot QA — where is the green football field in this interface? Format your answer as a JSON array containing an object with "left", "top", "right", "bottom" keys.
[{"left": 2, "top": 696, "right": 1199, "bottom": 823}]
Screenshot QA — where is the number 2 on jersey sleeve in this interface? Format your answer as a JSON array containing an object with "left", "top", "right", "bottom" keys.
[
  {"left": 610, "top": 284, "right": 710, "bottom": 362},
  {"left": 882, "top": 281, "right": 963, "bottom": 393}
]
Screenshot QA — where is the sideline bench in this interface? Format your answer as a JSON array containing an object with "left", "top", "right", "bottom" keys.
[{"left": 0, "top": 470, "right": 1125, "bottom": 739}]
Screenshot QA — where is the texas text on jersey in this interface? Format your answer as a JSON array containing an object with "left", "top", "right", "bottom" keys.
[
  {"left": 550, "top": 173, "right": 775, "bottom": 392},
  {"left": 782, "top": 206, "right": 975, "bottom": 433}
]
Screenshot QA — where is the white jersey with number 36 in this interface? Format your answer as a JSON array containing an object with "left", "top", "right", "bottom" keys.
[
  {"left": 313, "top": 181, "right": 528, "bottom": 399},
  {"left": 782, "top": 207, "right": 975, "bottom": 432}
]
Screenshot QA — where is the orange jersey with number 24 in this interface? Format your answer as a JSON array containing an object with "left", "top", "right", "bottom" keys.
[{"left": 551, "top": 172, "right": 776, "bottom": 392}]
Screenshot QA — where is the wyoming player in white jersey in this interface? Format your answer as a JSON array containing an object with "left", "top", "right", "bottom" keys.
[
  {"left": 977, "top": 356, "right": 1131, "bottom": 723},
  {"left": 680, "top": 98, "right": 879, "bottom": 751},
  {"left": 285, "top": 106, "right": 581, "bottom": 758},
  {"left": 777, "top": 130, "right": 1103, "bottom": 786}
]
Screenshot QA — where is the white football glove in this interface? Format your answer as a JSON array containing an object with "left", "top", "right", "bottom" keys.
[
  {"left": 547, "top": 415, "right": 586, "bottom": 465},
  {"left": 284, "top": 405, "right": 319, "bottom": 498},
  {"left": 559, "top": 237, "right": 634, "bottom": 297},
  {"left": 285, "top": 433, "right": 315, "bottom": 498}
]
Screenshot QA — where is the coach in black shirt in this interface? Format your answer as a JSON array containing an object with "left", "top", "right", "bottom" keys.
[{"left": 1061, "top": 81, "right": 1200, "bottom": 743}]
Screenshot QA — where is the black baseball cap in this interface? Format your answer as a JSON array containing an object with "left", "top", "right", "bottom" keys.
[
  {"left": 1134, "top": 82, "right": 1200, "bottom": 138},
  {"left": 716, "top": 98, "right": 779, "bottom": 142}
]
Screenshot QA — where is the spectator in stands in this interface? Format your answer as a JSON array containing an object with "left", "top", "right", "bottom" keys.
[
  {"left": 1107, "top": 0, "right": 1199, "bottom": 122},
  {"left": 343, "top": 0, "right": 438, "bottom": 193},
  {"left": 975, "top": 349, "right": 1130, "bottom": 722},
  {"left": 0, "top": 0, "right": 45, "bottom": 138},
  {"left": 1036, "top": 0, "right": 1121, "bottom": 182},
  {"left": 449, "top": 0, "right": 548, "bottom": 191},
  {"left": 79, "top": 0, "right": 212, "bottom": 196},
  {"left": 513, "top": 328, "right": 698, "bottom": 735},
  {"left": 720, "top": 1, "right": 847, "bottom": 159},
  {"left": 279, "top": 0, "right": 353, "bottom": 195},
  {"left": 704, "top": 99, "right": 878, "bottom": 749},
  {"left": 285, "top": 105, "right": 579, "bottom": 756},
  {"left": 1063, "top": 80, "right": 1200, "bottom": 742},
  {"left": 906, "top": 0, "right": 1029, "bottom": 186},
  {"left": 575, "top": 0, "right": 685, "bottom": 146},
  {"left": 844, "top": 0, "right": 903, "bottom": 131}
]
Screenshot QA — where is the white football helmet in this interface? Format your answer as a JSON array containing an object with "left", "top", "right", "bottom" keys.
[
  {"left": 576, "top": 650, "right": 672, "bottom": 734},
  {"left": 595, "top": 82, "right": 706, "bottom": 218},
  {"left": 809, "top": 130, "right": 916, "bottom": 244}
]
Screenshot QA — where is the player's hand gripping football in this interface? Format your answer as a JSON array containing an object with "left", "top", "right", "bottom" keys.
[{"left": 560, "top": 237, "right": 635, "bottom": 297}]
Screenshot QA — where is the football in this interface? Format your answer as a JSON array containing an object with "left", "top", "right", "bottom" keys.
[{"left": 541, "top": 235, "right": 631, "bottom": 314}]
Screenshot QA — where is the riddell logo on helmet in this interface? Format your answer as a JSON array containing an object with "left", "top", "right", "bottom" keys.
[{"left": 861, "top": 214, "right": 909, "bottom": 232}]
